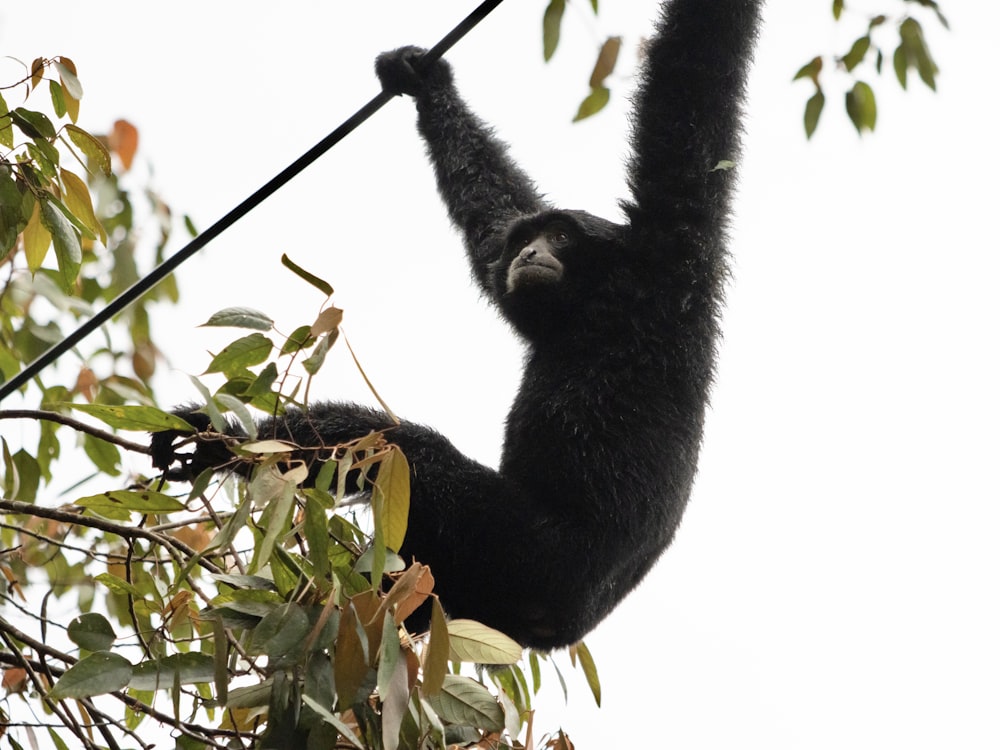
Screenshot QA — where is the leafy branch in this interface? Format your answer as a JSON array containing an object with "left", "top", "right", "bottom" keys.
[{"left": 794, "top": 0, "right": 948, "bottom": 137}]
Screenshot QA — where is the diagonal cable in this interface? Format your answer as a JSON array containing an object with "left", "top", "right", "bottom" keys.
[{"left": 0, "top": 0, "right": 505, "bottom": 403}]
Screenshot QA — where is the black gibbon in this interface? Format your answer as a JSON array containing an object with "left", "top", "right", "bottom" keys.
[{"left": 152, "top": 0, "right": 762, "bottom": 650}]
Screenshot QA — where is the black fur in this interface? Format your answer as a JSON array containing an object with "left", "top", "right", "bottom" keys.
[{"left": 152, "top": 0, "right": 761, "bottom": 650}]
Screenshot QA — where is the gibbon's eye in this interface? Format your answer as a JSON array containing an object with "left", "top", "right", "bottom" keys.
[{"left": 549, "top": 229, "right": 569, "bottom": 246}]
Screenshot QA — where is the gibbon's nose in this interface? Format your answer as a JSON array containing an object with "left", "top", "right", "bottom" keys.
[{"left": 519, "top": 246, "right": 537, "bottom": 261}]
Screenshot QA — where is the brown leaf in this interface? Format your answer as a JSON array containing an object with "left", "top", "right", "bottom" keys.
[
  {"left": 2, "top": 667, "right": 28, "bottom": 693},
  {"left": 171, "top": 523, "right": 214, "bottom": 552},
  {"left": 109, "top": 119, "right": 139, "bottom": 171},
  {"left": 589, "top": 36, "right": 621, "bottom": 89},
  {"left": 74, "top": 366, "right": 98, "bottom": 402}
]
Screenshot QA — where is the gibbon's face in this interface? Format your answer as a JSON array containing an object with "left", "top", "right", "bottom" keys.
[{"left": 504, "top": 220, "right": 573, "bottom": 293}]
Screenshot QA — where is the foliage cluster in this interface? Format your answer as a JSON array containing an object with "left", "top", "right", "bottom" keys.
[
  {"left": 794, "top": 0, "right": 948, "bottom": 136},
  {"left": 0, "top": 54, "right": 189, "bottom": 498},
  {"left": 542, "top": 0, "right": 947, "bottom": 135},
  {"left": 0, "top": 58, "right": 596, "bottom": 750}
]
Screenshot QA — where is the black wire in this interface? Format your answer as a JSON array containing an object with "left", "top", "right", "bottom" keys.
[{"left": 0, "top": 0, "right": 505, "bottom": 404}]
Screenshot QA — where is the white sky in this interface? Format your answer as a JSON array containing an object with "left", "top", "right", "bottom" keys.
[{"left": 3, "top": 0, "right": 999, "bottom": 747}]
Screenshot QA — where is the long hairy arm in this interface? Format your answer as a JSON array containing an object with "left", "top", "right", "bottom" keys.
[
  {"left": 624, "top": 0, "right": 763, "bottom": 259},
  {"left": 377, "top": 48, "right": 547, "bottom": 295}
]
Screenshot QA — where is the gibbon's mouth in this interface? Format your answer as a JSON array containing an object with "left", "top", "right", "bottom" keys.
[
  {"left": 507, "top": 264, "right": 561, "bottom": 290},
  {"left": 507, "top": 258, "right": 562, "bottom": 290}
]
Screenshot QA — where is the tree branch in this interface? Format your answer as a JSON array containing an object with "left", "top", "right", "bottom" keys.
[
  {"left": 0, "top": 499, "right": 222, "bottom": 575},
  {"left": 0, "top": 408, "right": 151, "bottom": 454}
]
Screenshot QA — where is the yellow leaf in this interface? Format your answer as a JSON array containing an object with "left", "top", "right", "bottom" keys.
[
  {"left": 375, "top": 446, "right": 411, "bottom": 552},
  {"left": 422, "top": 598, "right": 449, "bottom": 696},
  {"left": 59, "top": 169, "right": 104, "bottom": 243},
  {"left": 22, "top": 199, "right": 50, "bottom": 271},
  {"left": 29, "top": 58, "right": 44, "bottom": 90}
]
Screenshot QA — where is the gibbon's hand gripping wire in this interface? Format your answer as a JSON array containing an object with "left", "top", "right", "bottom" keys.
[{"left": 0, "top": 0, "right": 505, "bottom": 403}]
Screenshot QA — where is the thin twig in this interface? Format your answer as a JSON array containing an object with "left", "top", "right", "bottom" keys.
[{"left": 0, "top": 499, "right": 222, "bottom": 575}]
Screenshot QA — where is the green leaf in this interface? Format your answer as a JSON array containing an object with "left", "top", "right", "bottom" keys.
[
  {"left": 38, "top": 199, "right": 81, "bottom": 290},
  {"left": 31, "top": 136, "right": 61, "bottom": 175},
  {"left": 446, "top": 620, "right": 522, "bottom": 665},
  {"left": 301, "top": 332, "right": 333, "bottom": 375},
  {"left": 2, "top": 440, "right": 17, "bottom": 504},
  {"left": 128, "top": 653, "right": 216, "bottom": 691},
  {"left": 206, "top": 333, "right": 273, "bottom": 376},
  {"left": 241, "top": 361, "right": 279, "bottom": 398},
  {"left": 573, "top": 640, "right": 602, "bottom": 707},
  {"left": 280, "top": 325, "right": 314, "bottom": 355},
  {"left": 301, "top": 695, "right": 365, "bottom": 749},
  {"left": 893, "top": 43, "right": 909, "bottom": 89},
  {"left": 64, "top": 124, "right": 111, "bottom": 177},
  {"left": 65, "top": 403, "right": 196, "bottom": 432},
  {"left": 83, "top": 433, "right": 122, "bottom": 476},
  {"left": 211, "top": 573, "right": 279, "bottom": 591},
  {"left": 249, "top": 603, "right": 310, "bottom": 660},
  {"left": 573, "top": 86, "right": 610, "bottom": 122},
  {"left": 841, "top": 35, "right": 870, "bottom": 72},
  {"left": 832, "top": 0, "right": 844, "bottom": 20},
  {"left": 47, "top": 727, "right": 71, "bottom": 750},
  {"left": 94, "top": 572, "right": 143, "bottom": 598},
  {"left": 424, "top": 675, "right": 505, "bottom": 732},
  {"left": 529, "top": 651, "right": 542, "bottom": 693},
  {"left": 0, "top": 166, "right": 24, "bottom": 254},
  {"left": 67, "top": 613, "right": 117, "bottom": 652},
  {"left": 213, "top": 392, "right": 258, "bottom": 439},
  {"left": 898, "top": 18, "right": 939, "bottom": 90},
  {"left": 280, "top": 253, "right": 333, "bottom": 296},
  {"left": 10, "top": 108, "right": 56, "bottom": 139},
  {"left": 9, "top": 449, "right": 41, "bottom": 504},
  {"left": 542, "top": 0, "right": 566, "bottom": 62},
  {"left": 209, "top": 588, "right": 285, "bottom": 618},
  {"left": 804, "top": 89, "right": 826, "bottom": 138},
  {"left": 249, "top": 466, "right": 298, "bottom": 574},
  {"left": 845, "top": 80, "right": 877, "bottom": 134},
  {"left": 200, "top": 307, "right": 274, "bottom": 331},
  {"left": 792, "top": 56, "right": 822, "bottom": 83},
  {"left": 47, "top": 190, "right": 97, "bottom": 242},
  {"left": 49, "top": 652, "right": 132, "bottom": 700},
  {"left": 49, "top": 80, "right": 67, "bottom": 118},
  {"left": 304, "top": 494, "right": 331, "bottom": 583},
  {"left": 0, "top": 93, "right": 12, "bottom": 149},
  {"left": 75, "top": 490, "right": 186, "bottom": 519},
  {"left": 376, "top": 615, "right": 402, "bottom": 702},
  {"left": 203, "top": 495, "right": 253, "bottom": 553}
]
